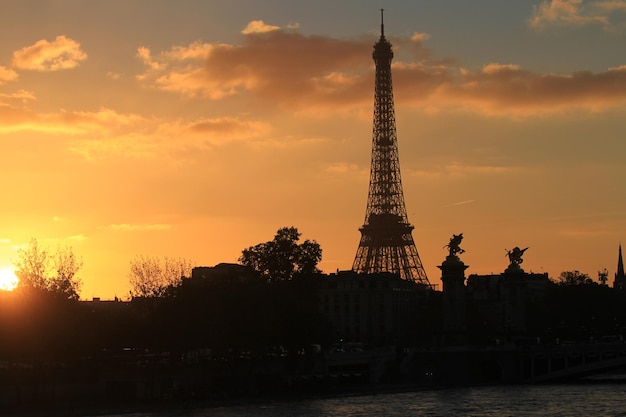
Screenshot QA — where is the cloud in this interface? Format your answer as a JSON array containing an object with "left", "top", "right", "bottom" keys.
[
  {"left": 136, "top": 46, "right": 166, "bottom": 71},
  {"left": 5, "top": 18, "right": 626, "bottom": 156},
  {"left": 528, "top": 0, "right": 626, "bottom": 30},
  {"left": 322, "top": 162, "right": 365, "bottom": 176},
  {"left": 594, "top": 0, "right": 626, "bottom": 12},
  {"left": 12, "top": 35, "right": 87, "bottom": 71},
  {"left": 185, "top": 117, "right": 271, "bottom": 142},
  {"left": 410, "top": 32, "right": 431, "bottom": 44},
  {"left": 57, "top": 108, "right": 146, "bottom": 133},
  {"left": 0, "top": 66, "right": 18, "bottom": 85},
  {"left": 133, "top": 20, "right": 626, "bottom": 117},
  {"left": 528, "top": 0, "right": 608, "bottom": 29},
  {"left": 107, "top": 224, "right": 172, "bottom": 231},
  {"left": 241, "top": 20, "right": 281, "bottom": 35},
  {"left": 445, "top": 200, "right": 476, "bottom": 207},
  {"left": 67, "top": 113, "right": 274, "bottom": 160},
  {"left": 0, "top": 105, "right": 145, "bottom": 135},
  {"left": 480, "top": 63, "right": 521, "bottom": 74},
  {"left": 68, "top": 132, "right": 160, "bottom": 160},
  {"left": 135, "top": 42, "right": 235, "bottom": 98},
  {"left": 408, "top": 162, "right": 517, "bottom": 178},
  {"left": 435, "top": 63, "right": 626, "bottom": 115},
  {"left": 0, "top": 89, "right": 35, "bottom": 105},
  {"left": 136, "top": 22, "right": 373, "bottom": 107},
  {"left": 0, "top": 104, "right": 43, "bottom": 133}
]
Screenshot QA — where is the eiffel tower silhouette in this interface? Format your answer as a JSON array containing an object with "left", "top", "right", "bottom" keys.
[{"left": 352, "top": 10, "right": 430, "bottom": 286}]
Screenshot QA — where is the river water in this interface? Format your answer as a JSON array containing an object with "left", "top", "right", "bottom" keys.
[{"left": 93, "top": 383, "right": 626, "bottom": 417}]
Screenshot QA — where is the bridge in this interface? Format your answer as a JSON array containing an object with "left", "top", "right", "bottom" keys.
[
  {"left": 406, "top": 340, "right": 626, "bottom": 386},
  {"left": 521, "top": 340, "right": 626, "bottom": 383}
]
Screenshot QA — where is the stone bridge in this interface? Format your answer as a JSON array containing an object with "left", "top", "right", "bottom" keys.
[
  {"left": 521, "top": 341, "right": 626, "bottom": 383},
  {"left": 410, "top": 341, "right": 626, "bottom": 386}
]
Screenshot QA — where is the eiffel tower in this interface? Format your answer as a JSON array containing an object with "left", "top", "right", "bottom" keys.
[{"left": 352, "top": 10, "right": 430, "bottom": 286}]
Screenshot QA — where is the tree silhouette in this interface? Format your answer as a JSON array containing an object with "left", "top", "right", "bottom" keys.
[
  {"left": 14, "top": 238, "right": 82, "bottom": 300},
  {"left": 239, "top": 227, "right": 322, "bottom": 282},
  {"left": 556, "top": 270, "right": 595, "bottom": 286},
  {"left": 49, "top": 246, "right": 83, "bottom": 299},
  {"left": 129, "top": 255, "right": 194, "bottom": 298}
]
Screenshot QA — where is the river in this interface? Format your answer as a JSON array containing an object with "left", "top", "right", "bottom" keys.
[{"left": 92, "top": 383, "right": 626, "bottom": 416}]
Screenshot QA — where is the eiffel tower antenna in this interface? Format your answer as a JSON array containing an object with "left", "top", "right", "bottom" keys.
[{"left": 352, "top": 12, "right": 430, "bottom": 286}]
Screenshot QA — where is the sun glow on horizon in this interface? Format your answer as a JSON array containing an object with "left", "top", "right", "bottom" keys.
[{"left": 0, "top": 267, "right": 18, "bottom": 291}]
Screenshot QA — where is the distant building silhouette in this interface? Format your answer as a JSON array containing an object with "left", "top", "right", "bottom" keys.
[
  {"left": 614, "top": 244, "right": 625, "bottom": 290},
  {"left": 352, "top": 10, "right": 429, "bottom": 286},
  {"left": 465, "top": 267, "right": 550, "bottom": 339},
  {"left": 191, "top": 263, "right": 258, "bottom": 285},
  {"left": 318, "top": 271, "right": 432, "bottom": 347}
]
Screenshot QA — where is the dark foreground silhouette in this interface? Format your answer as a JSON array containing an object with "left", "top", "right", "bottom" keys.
[{"left": 1, "top": 264, "right": 626, "bottom": 414}]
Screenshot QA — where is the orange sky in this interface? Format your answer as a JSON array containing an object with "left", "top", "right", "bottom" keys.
[{"left": 0, "top": 1, "right": 625, "bottom": 298}]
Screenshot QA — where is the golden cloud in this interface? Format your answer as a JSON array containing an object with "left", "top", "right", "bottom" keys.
[
  {"left": 407, "top": 162, "right": 518, "bottom": 179},
  {"left": 432, "top": 63, "right": 626, "bottom": 115},
  {"left": 132, "top": 21, "right": 626, "bottom": 117},
  {"left": 0, "top": 90, "right": 35, "bottom": 107},
  {"left": 529, "top": 0, "right": 608, "bottom": 28},
  {"left": 528, "top": 0, "right": 626, "bottom": 30},
  {"left": 12, "top": 35, "right": 87, "bottom": 71},
  {"left": 410, "top": 32, "right": 431, "bottom": 44},
  {"left": 0, "top": 103, "right": 40, "bottom": 132},
  {"left": 136, "top": 46, "right": 164, "bottom": 71},
  {"left": 594, "top": 0, "right": 626, "bottom": 12},
  {"left": 59, "top": 108, "right": 146, "bottom": 129},
  {"left": 322, "top": 162, "right": 363, "bottom": 174},
  {"left": 136, "top": 24, "right": 373, "bottom": 107},
  {"left": 107, "top": 224, "right": 171, "bottom": 231},
  {"left": 68, "top": 132, "right": 159, "bottom": 160},
  {"left": 186, "top": 117, "right": 271, "bottom": 141},
  {"left": 0, "top": 105, "right": 145, "bottom": 135},
  {"left": 0, "top": 66, "right": 18, "bottom": 84},
  {"left": 241, "top": 20, "right": 281, "bottom": 35},
  {"left": 66, "top": 113, "right": 275, "bottom": 160}
]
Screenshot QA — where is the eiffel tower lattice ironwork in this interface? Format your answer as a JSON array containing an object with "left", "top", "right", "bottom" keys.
[{"left": 352, "top": 10, "right": 430, "bottom": 286}]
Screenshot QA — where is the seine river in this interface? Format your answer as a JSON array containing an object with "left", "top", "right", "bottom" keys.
[{"left": 94, "top": 383, "right": 626, "bottom": 417}]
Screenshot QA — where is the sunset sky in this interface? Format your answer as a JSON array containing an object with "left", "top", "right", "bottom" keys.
[{"left": 1, "top": 0, "right": 625, "bottom": 299}]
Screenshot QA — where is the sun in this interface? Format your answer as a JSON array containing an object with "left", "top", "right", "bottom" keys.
[{"left": 0, "top": 267, "right": 18, "bottom": 291}]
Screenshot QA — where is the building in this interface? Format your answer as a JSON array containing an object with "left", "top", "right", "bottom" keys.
[
  {"left": 318, "top": 271, "right": 433, "bottom": 347},
  {"left": 464, "top": 269, "right": 550, "bottom": 340}
]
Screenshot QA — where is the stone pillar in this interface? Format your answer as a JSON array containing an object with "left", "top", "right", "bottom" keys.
[
  {"left": 501, "top": 265, "right": 527, "bottom": 336},
  {"left": 440, "top": 255, "right": 468, "bottom": 345}
]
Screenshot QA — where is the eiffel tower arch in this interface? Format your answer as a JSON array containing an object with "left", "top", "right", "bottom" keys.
[{"left": 352, "top": 10, "right": 430, "bottom": 286}]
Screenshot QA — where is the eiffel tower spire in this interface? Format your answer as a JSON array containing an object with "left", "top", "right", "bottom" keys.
[{"left": 352, "top": 11, "right": 430, "bottom": 286}]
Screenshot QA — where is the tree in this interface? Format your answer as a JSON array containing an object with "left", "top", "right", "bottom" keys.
[
  {"left": 239, "top": 227, "right": 322, "bottom": 282},
  {"left": 49, "top": 246, "right": 83, "bottom": 300},
  {"left": 14, "top": 238, "right": 83, "bottom": 300},
  {"left": 129, "top": 255, "right": 194, "bottom": 298},
  {"left": 556, "top": 270, "right": 595, "bottom": 286}
]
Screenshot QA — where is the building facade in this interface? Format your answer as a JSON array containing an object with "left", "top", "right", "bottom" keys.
[{"left": 318, "top": 271, "right": 433, "bottom": 347}]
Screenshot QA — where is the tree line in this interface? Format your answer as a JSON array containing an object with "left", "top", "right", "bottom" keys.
[
  {"left": 127, "top": 226, "right": 322, "bottom": 298},
  {"left": 3, "top": 227, "right": 623, "bottom": 362},
  {"left": 0, "top": 227, "right": 330, "bottom": 362},
  {"left": 10, "top": 229, "right": 604, "bottom": 302}
]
